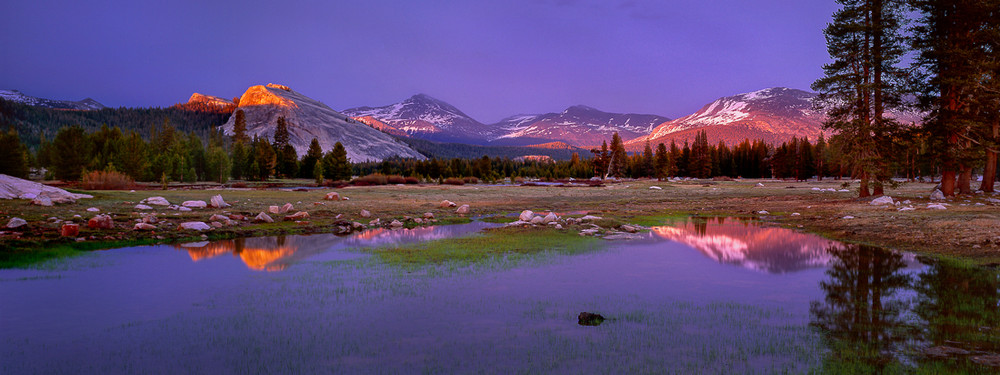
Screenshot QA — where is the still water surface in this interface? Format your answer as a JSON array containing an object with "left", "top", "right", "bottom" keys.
[{"left": 1, "top": 217, "right": 997, "bottom": 373}]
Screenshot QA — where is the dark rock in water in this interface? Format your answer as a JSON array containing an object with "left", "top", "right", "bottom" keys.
[{"left": 578, "top": 312, "right": 605, "bottom": 326}]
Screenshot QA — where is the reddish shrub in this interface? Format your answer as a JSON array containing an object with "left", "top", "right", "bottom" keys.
[{"left": 81, "top": 171, "right": 134, "bottom": 190}]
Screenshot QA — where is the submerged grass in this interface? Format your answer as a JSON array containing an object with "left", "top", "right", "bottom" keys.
[{"left": 371, "top": 226, "right": 601, "bottom": 268}]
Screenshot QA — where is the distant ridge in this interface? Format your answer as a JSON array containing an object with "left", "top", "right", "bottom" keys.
[{"left": 0, "top": 89, "right": 105, "bottom": 110}]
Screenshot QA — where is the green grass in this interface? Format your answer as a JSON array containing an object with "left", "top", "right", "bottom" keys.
[{"left": 370, "top": 226, "right": 601, "bottom": 267}]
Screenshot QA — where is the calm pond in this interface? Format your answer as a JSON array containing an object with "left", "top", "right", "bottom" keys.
[{"left": 2, "top": 217, "right": 998, "bottom": 374}]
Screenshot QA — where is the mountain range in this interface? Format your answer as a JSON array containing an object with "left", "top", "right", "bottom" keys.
[
  {"left": 8, "top": 85, "right": 926, "bottom": 159},
  {"left": 1, "top": 89, "right": 105, "bottom": 110}
]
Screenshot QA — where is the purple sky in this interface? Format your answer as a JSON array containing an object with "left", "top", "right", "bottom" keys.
[{"left": 1, "top": 0, "right": 837, "bottom": 123}]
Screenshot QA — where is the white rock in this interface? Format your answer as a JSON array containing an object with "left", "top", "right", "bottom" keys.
[
  {"left": 898, "top": 207, "right": 916, "bottom": 211},
  {"left": 0, "top": 174, "right": 92, "bottom": 201},
  {"left": 280, "top": 203, "right": 293, "bottom": 213},
  {"left": 542, "top": 212, "right": 558, "bottom": 224},
  {"left": 6, "top": 217, "right": 28, "bottom": 228},
  {"left": 930, "top": 190, "right": 946, "bottom": 200},
  {"left": 134, "top": 223, "right": 156, "bottom": 230},
  {"left": 324, "top": 192, "right": 341, "bottom": 201},
  {"left": 758, "top": 210, "right": 769, "bottom": 215},
  {"left": 811, "top": 187, "right": 821, "bottom": 191},
  {"left": 210, "top": 195, "right": 230, "bottom": 208},
  {"left": 927, "top": 204, "right": 947, "bottom": 210},
  {"left": 554, "top": 224, "right": 563, "bottom": 229},
  {"left": 360, "top": 209, "right": 371, "bottom": 218},
  {"left": 31, "top": 195, "right": 53, "bottom": 206},
  {"left": 791, "top": 212, "right": 801, "bottom": 216},
  {"left": 519, "top": 210, "right": 534, "bottom": 222},
  {"left": 838, "top": 189, "right": 850, "bottom": 192},
  {"left": 902, "top": 200, "right": 912, "bottom": 204},
  {"left": 842, "top": 216, "right": 855, "bottom": 219},
  {"left": 440, "top": 200, "right": 457, "bottom": 208},
  {"left": 455, "top": 204, "right": 470, "bottom": 215},
  {"left": 530, "top": 216, "right": 544, "bottom": 225},
  {"left": 870, "top": 196, "right": 894, "bottom": 206},
  {"left": 269, "top": 206, "right": 280, "bottom": 214},
  {"left": 86, "top": 207, "right": 100, "bottom": 212},
  {"left": 580, "top": 215, "right": 603, "bottom": 221},
  {"left": 142, "top": 196, "right": 170, "bottom": 206},
  {"left": 649, "top": 186, "right": 662, "bottom": 190},
  {"left": 182, "top": 200, "right": 207, "bottom": 209},
  {"left": 506, "top": 220, "right": 531, "bottom": 227},
  {"left": 755, "top": 183, "right": 765, "bottom": 187},
  {"left": 135, "top": 204, "right": 153, "bottom": 210},
  {"left": 177, "top": 207, "right": 192, "bottom": 212},
  {"left": 254, "top": 212, "right": 274, "bottom": 223},
  {"left": 178, "top": 222, "right": 212, "bottom": 231},
  {"left": 390, "top": 220, "right": 404, "bottom": 228}
]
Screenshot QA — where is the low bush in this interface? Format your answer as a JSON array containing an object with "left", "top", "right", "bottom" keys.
[
  {"left": 81, "top": 170, "right": 134, "bottom": 190},
  {"left": 443, "top": 177, "right": 465, "bottom": 185}
]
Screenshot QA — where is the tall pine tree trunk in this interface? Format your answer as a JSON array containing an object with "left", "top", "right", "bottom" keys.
[{"left": 980, "top": 119, "right": 998, "bottom": 192}]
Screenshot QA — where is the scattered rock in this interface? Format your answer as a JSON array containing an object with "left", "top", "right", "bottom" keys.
[
  {"left": 842, "top": 216, "right": 855, "bottom": 219},
  {"left": 649, "top": 186, "right": 662, "bottom": 190},
  {"left": 60, "top": 223, "right": 79, "bottom": 237},
  {"left": 369, "top": 218, "right": 380, "bottom": 226},
  {"left": 506, "top": 220, "right": 531, "bottom": 227},
  {"left": 86, "top": 207, "right": 100, "bottom": 212},
  {"left": 142, "top": 214, "right": 158, "bottom": 224},
  {"left": 254, "top": 212, "right": 274, "bottom": 223},
  {"left": 210, "top": 195, "right": 230, "bottom": 208},
  {"left": 870, "top": 196, "right": 894, "bottom": 206},
  {"left": 902, "top": 200, "right": 912, "bottom": 204},
  {"left": 133, "top": 223, "right": 156, "bottom": 230},
  {"left": 455, "top": 204, "right": 470, "bottom": 215},
  {"left": 182, "top": 200, "right": 207, "bottom": 209},
  {"left": 580, "top": 215, "right": 603, "bottom": 221},
  {"left": 5, "top": 217, "right": 27, "bottom": 229},
  {"left": 31, "top": 195, "right": 53, "bottom": 206},
  {"left": 87, "top": 214, "right": 114, "bottom": 230},
  {"left": 135, "top": 204, "right": 153, "bottom": 210},
  {"left": 755, "top": 183, "right": 765, "bottom": 187},
  {"left": 210, "top": 221, "right": 224, "bottom": 228},
  {"left": 324, "top": 192, "right": 341, "bottom": 201},
  {"left": 178, "top": 221, "right": 212, "bottom": 231},
  {"left": 758, "top": 210, "right": 769, "bottom": 215},
  {"left": 578, "top": 312, "right": 605, "bottom": 326},
  {"left": 620, "top": 224, "right": 638, "bottom": 233},
  {"left": 924, "top": 346, "right": 970, "bottom": 358},
  {"left": 0, "top": 174, "right": 92, "bottom": 201},
  {"left": 228, "top": 214, "right": 246, "bottom": 221},
  {"left": 519, "top": 210, "right": 534, "bottom": 222},
  {"left": 580, "top": 228, "right": 600, "bottom": 236},
  {"left": 269, "top": 206, "right": 280, "bottom": 214},
  {"left": 927, "top": 204, "right": 947, "bottom": 210},
  {"left": 791, "top": 212, "right": 801, "bottom": 216},
  {"left": 440, "top": 200, "right": 457, "bottom": 208},
  {"left": 360, "top": 209, "right": 372, "bottom": 218},
  {"left": 177, "top": 207, "right": 192, "bottom": 212},
  {"left": 209, "top": 214, "right": 230, "bottom": 222},
  {"left": 930, "top": 190, "right": 946, "bottom": 200},
  {"left": 898, "top": 207, "right": 916, "bottom": 211},
  {"left": 280, "top": 203, "right": 293, "bottom": 213},
  {"left": 390, "top": 220, "right": 404, "bottom": 228},
  {"left": 141, "top": 196, "right": 170, "bottom": 206},
  {"left": 971, "top": 355, "right": 1000, "bottom": 367},
  {"left": 542, "top": 212, "right": 558, "bottom": 224},
  {"left": 554, "top": 224, "right": 563, "bottom": 229},
  {"left": 414, "top": 218, "right": 424, "bottom": 224},
  {"left": 284, "top": 211, "right": 310, "bottom": 221},
  {"left": 423, "top": 212, "right": 434, "bottom": 219},
  {"left": 530, "top": 216, "right": 544, "bottom": 225},
  {"left": 603, "top": 232, "right": 644, "bottom": 240}
]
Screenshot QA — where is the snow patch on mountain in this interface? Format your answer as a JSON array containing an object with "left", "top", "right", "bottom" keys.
[{"left": 1, "top": 89, "right": 106, "bottom": 110}]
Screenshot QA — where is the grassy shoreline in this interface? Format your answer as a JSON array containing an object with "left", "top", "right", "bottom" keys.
[{"left": 2, "top": 178, "right": 999, "bottom": 268}]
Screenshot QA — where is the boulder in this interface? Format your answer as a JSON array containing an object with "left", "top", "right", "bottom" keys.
[
  {"left": 455, "top": 205, "right": 470, "bottom": 215},
  {"left": 178, "top": 221, "right": 212, "bottom": 231},
  {"left": 177, "top": 207, "right": 192, "bottom": 212},
  {"left": 578, "top": 312, "right": 605, "bottom": 326},
  {"left": 519, "top": 210, "right": 534, "bottom": 222},
  {"left": 791, "top": 212, "right": 801, "bottom": 216},
  {"left": 209, "top": 195, "right": 230, "bottom": 208},
  {"left": 390, "top": 220, "right": 404, "bottom": 228},
  {"left": 755, "top": 183, "right": 765, "bottom": 187},
  {"left": 842, "top": 215, "right": 855, "bottom": 219},
  {"left": 86, "top": 207, "right": 100, "bottom": 212},
  {"left": 6, "top": 217, "right": 28, "bottom": 229},
  {"left": 141, "top": 196, "right": 170, "bottom": 206},
  {"left": 440, "top": 200, "right": 457, "bottom": 208},
  {"left": 60, "top": 223, "right": 79, "bottom": 237},
  {"left": 268, "top": 206, "right": 280, "bottom": 214},
  {"left": 542, "top": 212, "right": 558, "bottom": 224},
  {"left": 324, "top": 192, "right": 341, "bottom": 201},
  {"left": 254, "top": 212, "right": 274, "bottom": 223},
  {"left": 927, "top": 204, "right": 947, "bottom": 210},
  {"left": 898, "top": 206, "right": 916, "bottom": 211},
  {"left": 209, "top": 214, "right": 231, "bottom": 223},
  {"left": 530, "top": 216, "right": 544, "bottom": 225},
  {"left": 620, "top": 224, "right": 638, "bottom": 233},
  {"left": 284, "top": 211, "right": 310, "bottom": 221},
  {"left": 554, "top": 224, "right": 563, "bottom": 229},
  {"left": 580, "top": 228, "right": 600, "bottom": 236},
  {"left": 369, "top": 218, "right": 380, "bottom": 226},
  {"left": 930, "top": 190, "right": 946, "bottom": 200},
  {"left": 870, "top": 196, "right": 894, "bottom": 206},
  {"left": 133, "top": 223, "right": 156, "bottom": 230},
  {"left": 505, "top": 220, "right": 531, "bottom": 227},
  {"left": 31, "top": 195, "right": 53, "bottom": 206},
  {"left": 142, "top": 214, "right": 158, "bottom": 224},
  {"left": 280, "top": 203, "right": 293, "bottom": 213},
  {"left": 0, "top": 174, "right": 92, "bottom": 201},
  {"left": 360, "top": 209, "right": 372, "bottom": 218},
  {"left": 134, "top": 204, "right": 153, "bottom": 210},
  {"left": 210, "top": 221, "right": 224, "bottom": 228},
  {"left": 423, "top": 212, "right": 434, "bottom": 219},
  {"left": 87, "top": 214, "right": 114, "bottom": 230},
  {"left": 758, "top": 210, "right": 769, "bottom": 215},
  {"left": 182, "top": 200, "right": 207, "bottom": 209},
  {"left": 228, "top": 214, "right": 246, "bottom": 221},
  {"left": 649, "top": 186, "right": 662, "bottom": 190}
]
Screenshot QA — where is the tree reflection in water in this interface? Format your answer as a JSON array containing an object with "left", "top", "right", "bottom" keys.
[
  {"left": 812, "top": 244, "right": 1000, "bottom": 372},
  {"left": 810, "top": 244, "right": 913, "bottom": 372}
]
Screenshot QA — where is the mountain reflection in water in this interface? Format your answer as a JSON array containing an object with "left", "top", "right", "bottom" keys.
[
  {"left": 651, "top": 217, "right": 836, "bottom": 273},
  {"left": 173, "top": 222, "right": 496, "bottom": 271}
]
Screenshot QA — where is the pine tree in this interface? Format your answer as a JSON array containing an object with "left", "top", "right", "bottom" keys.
[
  {"left": 689, "top": 130, "right": 712, "bottom": 178},
  {"left": 609, "top": 132, "right": 627, "bottom": 178},
  {"left": 273, "top": 116, "right": 290, "bottom": 149},
  {"left": 324, "top": 142, "right": 351, "bottom": 181},
  {"left": 232, "top": 109, "right": 248, "bottom": 144},
  {"left": 654, "top": 143, "right": 670, "bottom": 181},
  {"left": 52, "top": 125, "right": 90, "bottom": 181},
  {"left": 0, "top": 127, "right": 30, "bottom": 178},
  {"left": 642, "top": 140, "right": 655, "bottom": 178},
  {"left": 300, "top": 138, "right": 323, "bottom": 179},
  {"left": 813, "top": 0, "right": 908, "bottom": 197}
]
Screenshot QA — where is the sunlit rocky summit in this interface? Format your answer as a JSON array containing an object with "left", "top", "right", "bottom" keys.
[
  {"left": 220, "top": 84, "right": 424, "bottom": 161},
  {"left": 487, "top": 105, "right": 670, "bottom": 147}
]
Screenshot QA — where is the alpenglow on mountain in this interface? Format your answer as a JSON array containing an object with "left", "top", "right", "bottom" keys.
[
  {"left": 219, "top": 84, "right": 425, "bottom": 162},
  {"left": 0, "top": 89, "right": 105, "bottom": 110},
  {"left": 487, "top": 105, "right": 670, "bottom": 147},
  {"left": 627, "top": 87, "right": 923, "bottom": 149},
  {"left": 342, "top": 94, "right": 489, "bottom": 144},
  {"left": 344, "top": 94, "right": 671, "bottom": 147}
]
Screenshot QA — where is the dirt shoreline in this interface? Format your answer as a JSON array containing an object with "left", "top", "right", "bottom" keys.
[{"left": 2, "top": 179, "right": 998, "bottom": 267}]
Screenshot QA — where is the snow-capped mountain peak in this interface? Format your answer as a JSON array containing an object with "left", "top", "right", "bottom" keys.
[
  {"left": 1, "top": 89, "right": 106, "bottom": 110},
  {"left": 342, "top": 94, "right": 488, "bottom": 144}
]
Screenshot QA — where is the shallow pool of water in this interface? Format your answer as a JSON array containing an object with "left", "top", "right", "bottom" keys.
[{"left": 1, "top": 217, "right": 997, "bottom": 373}]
